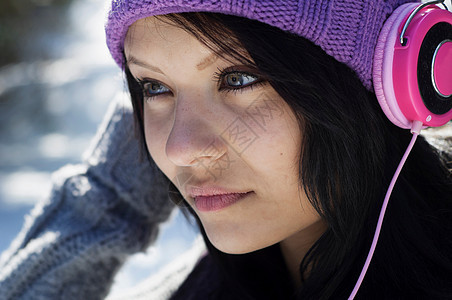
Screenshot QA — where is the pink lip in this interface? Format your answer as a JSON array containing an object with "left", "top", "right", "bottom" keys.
[
  {"left": 187, "top": 185, "right": 251, "bottom": 198},
  {"left": 194, "top": 192, "right": 253, "bottom": 212}
]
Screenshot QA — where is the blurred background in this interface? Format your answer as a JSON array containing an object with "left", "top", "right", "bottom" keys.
[
  {"left": 1, "top": 0, "right": 451, "bottom": 297},
  {"left": 0, "top": 0, "right": 198, "bottom": 296}
]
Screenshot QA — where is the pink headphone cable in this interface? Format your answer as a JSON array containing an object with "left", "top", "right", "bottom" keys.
[{"left": 348, "top": 120, "right": 424, "bottom": 299}]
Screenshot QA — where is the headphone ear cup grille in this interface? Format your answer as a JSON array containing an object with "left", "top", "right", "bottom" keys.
[
  {"left": 373, "top": 3, "right": 418, "bottom": 129},
  {"left": 417, "top": 22, "right": 452, "bottom": 114}
]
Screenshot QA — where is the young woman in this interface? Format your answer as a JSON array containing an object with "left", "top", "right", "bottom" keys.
[
  {"left": 109, "top": 0, "right": 452, "bottom": 298},
  {"left": 1, "top": 0, "right": 451, "bottom": 299}
]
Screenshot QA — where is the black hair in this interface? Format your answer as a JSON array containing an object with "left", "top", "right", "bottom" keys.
[{"left": 124, "top": 13, "right": 452, "bottom": 299}]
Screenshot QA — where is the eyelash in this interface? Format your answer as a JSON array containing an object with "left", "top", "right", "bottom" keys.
[
  {"left": 213, "top": 66, "right": 266, "bottom": 94},
  {"left": 136, "top": 66, "right": 266, "bottom": 101},
  {"left": 137, "top": 79, "right": 170, "bottom": 101}
]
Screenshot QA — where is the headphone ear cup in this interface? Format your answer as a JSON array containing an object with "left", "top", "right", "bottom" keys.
[
  {"left": 373, "top": 3, "right": 419, "bottom": 129},
  {"left": 417, "top": 22, "right": 452, "bottom": 114}
]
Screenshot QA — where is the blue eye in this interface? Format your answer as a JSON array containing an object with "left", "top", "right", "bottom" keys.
[
  {"left": 224, "top": 72, "right": 258, "bottom": 87},
  {"left": 214, "top": 67, "right": 265, "bottom": 93},
  {"left": 140, "top": 80, "right": 170, "bottom": 99}
]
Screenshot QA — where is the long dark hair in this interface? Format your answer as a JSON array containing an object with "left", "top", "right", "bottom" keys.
[{"left": 124, "top": 13, "right": 452, "bottom": 299}]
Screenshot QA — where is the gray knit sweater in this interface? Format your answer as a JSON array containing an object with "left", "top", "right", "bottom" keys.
[{"left": 0, "top": 99, "right": 205, "bottom": 299}]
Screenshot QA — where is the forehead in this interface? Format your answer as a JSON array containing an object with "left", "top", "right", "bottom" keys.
[
  {"left": 126, "top": 17, "right": 189, "bottom": 44},
  {"left": 124, "top": 15, "right": 253, "bottom": 69},
  {"left": 124, "top": 17, "right": 213, "bottom": 62}
]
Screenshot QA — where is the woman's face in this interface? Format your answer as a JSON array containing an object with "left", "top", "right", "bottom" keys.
[{"left": 125, "top": 17, "right": 324, "bottom": 254}]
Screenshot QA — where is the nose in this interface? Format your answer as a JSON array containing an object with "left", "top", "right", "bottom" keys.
[{"left": 165, "top": 98, "right": 228, "bottom": 167}]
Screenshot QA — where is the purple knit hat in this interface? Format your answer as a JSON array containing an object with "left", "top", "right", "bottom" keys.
[{"left": 105, "top": 0, "right": 418, "bottom": 90}]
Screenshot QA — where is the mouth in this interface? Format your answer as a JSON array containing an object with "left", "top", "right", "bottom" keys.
[{"left": 194, "top": 191, "right": 253, "bottom": 212}]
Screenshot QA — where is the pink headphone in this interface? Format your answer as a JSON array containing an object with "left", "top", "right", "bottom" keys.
[
  {"left": 351, "top": 2, "right": 452, "bottom": 298},
  {"left": 373, "top": 0, "right": 452, "bottom": 130}
]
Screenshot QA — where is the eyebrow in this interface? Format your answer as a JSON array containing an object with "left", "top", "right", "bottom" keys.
[
  {"left": 196, "top": 53, "right": 219, "bottom": 70},
  {"left": 127, "top": 56, "right": 164, "bottom": 74},
  {"left": 126, "top": 53, "right": 220, "bottom": 74}
]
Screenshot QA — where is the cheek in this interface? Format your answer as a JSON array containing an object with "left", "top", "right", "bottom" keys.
[
  {"left": 245, "top": 102, "right": 301, "bottom": 177},
  {"left": 143, "top": 108, "right": 172, "bottom": 176}
]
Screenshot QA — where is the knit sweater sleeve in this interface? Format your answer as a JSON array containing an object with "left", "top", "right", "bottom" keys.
[{"left": 0, "top": 98, "right": 175, "bottom": 300}]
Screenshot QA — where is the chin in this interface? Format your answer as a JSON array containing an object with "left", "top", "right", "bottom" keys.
[
  {"left": 206, "top": 232, "right": 272, "bottom": 255},
  {"left": 214, "top": 244, "right": 255, "bottom": 255}
]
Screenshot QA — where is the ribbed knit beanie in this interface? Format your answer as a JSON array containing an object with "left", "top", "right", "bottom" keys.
[{"left": 105, "top": 0, "right": 418, "bottom": 90}]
